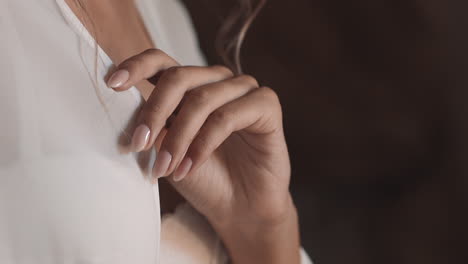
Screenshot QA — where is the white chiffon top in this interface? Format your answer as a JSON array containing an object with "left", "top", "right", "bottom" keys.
[{"left": 0, "top": 0, "right": 312, "bottom": 263}]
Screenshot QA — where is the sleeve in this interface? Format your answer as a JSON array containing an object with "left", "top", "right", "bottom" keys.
[
  {"left": 160, "top": 203, "right": 314, "bottom": 264},
  {"left": 301, "top": 248, "right": 314, "bottom": 264}
]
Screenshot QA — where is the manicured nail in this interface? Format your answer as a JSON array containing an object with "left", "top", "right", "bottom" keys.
[
  {"left": 153, "top": 150, "right": 172, "bottom": 179},
  {"left": 107, "top": 69, "right": 129, "bottom": 88},
  {"left": 173, "top": 157, "right": 193, "bottom": 182},
  {"left": 131, "top": 124, "right": 150, "bottom": 152}
]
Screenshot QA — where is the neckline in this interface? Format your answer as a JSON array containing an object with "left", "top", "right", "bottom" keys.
[{"left": 55, "top": 0, "right": 157, "bottom": 104}]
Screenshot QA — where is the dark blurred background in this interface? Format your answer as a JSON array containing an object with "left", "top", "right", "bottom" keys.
[{"left": 182, "top": 0, "right": 468, "bottom": 263}]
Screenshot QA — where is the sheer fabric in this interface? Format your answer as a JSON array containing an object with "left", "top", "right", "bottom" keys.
[{"left": 0, "top": 0, "right": 312, "bottom": 263}]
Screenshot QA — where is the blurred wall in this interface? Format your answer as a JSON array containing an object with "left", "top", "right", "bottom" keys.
[{"left": 182, "top": 0, "right": 468, "bottom": 263}]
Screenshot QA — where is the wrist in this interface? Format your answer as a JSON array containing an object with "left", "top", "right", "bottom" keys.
[{"left": 213, "top": 195, "right": 301, "bottom": 264}]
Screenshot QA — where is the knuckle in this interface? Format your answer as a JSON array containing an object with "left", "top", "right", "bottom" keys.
[
  {"left": 121, "top": 57, "right": 143, "bottom": 70},
  {"left": 143, "top": 48, "right": 178, "bottom": 67},
  {"left": 143, "top": 48, "right": 165, "bottom": 57},
  {"left": 144, "top": 102, "right": 164, "bottom": 116},
  {"left": 257, "top": 86, "right": 283, "bottom": 118},
  {"left": 186, "top": 89, "right": 210, "bottom": 105},
  {"left": 121, "top": 49, "right": 166, "bottom": 70},
  {"left": 237, "top": 74, "right": 259, "bottom": 87},
  {"left": 163, "top": 66, "right": 187, "bottom": 82},
  {"left": 210, "top": 110, "right": 234, "bottom": 131},
  {"left": 211, "top": 65, "right": 234, "bottom": 77},
  {"left": 259, "top": 86, "right": 280, "bottom": 102}
]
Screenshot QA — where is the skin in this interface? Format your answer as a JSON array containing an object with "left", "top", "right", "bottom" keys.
[{"left": 65, "top": 0, "right": 301, "bottom": 263}]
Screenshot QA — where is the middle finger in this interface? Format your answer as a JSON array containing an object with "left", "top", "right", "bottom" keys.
[{"left": 132, "top": 65, "right": 234, "bottom": 152}]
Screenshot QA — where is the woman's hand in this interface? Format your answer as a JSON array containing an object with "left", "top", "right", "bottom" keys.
[{"left": 107, "top": 49, "right": 300, "bottom": 264}]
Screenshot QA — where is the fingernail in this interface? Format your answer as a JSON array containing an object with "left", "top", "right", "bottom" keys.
[
  {"left": 131, "top": 124, "right": 150, "bottom": 152},
  {"left": 153, "top": 150, "right": 172, "bottom": 179},
  {"left": 173, "top": 157, "right": 192, "bottom": 182},
  {"left": 107, "top": 69, "right": 129, "bottom": 88}
]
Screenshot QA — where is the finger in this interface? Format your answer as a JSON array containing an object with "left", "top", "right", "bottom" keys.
[
  {"left": 106, "top": 48, "right": 179, "bottom": 90},
  {"left": 152, "top": 74, "right": 259, "bottom": 179},
  {"left": 154, "top": 127, "right": 168, "bottom": 151},
  {"left": 130, "top": 65, "right": 234, "bottom": 153},
  {"left": 171, "top": 86, "right": 281, "bottom": 182}
]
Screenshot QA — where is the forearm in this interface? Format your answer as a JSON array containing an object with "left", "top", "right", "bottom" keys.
[{"left": 214, "top": 197, "right": 301, "bottom": 264}]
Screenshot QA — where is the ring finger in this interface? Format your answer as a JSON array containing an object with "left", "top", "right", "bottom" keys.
[
  {"left": 131, "top": 65, "right": 234, "bottom": 152},
  {"left": 152, "top": 74, "right": 259, "bottom": 178}
]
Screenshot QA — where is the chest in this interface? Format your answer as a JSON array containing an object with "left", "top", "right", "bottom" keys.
[{"left": 65, "top": 0, "right": 156, "bottom": 97}]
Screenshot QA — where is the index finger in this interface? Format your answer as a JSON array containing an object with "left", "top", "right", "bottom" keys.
[{"left": 106, "top": 48, "right": 179, "bottom": 91}]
